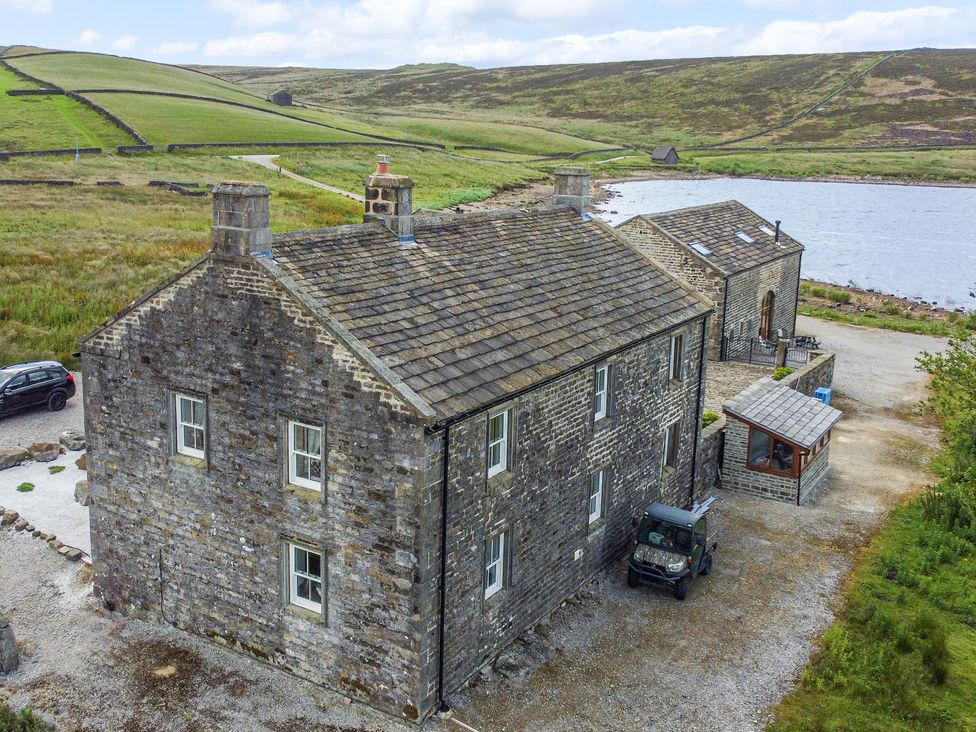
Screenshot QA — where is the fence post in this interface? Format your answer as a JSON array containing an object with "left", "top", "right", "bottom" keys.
[{"left": 776, "top": 339, "right": 789, "bottom": 368}]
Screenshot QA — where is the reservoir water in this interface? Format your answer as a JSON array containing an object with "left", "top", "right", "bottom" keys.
[{"left": 596, "top": 178, "right": 976, "bottom": 309}]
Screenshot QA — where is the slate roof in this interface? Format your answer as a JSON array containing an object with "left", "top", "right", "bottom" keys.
[
  {"left": 651, "top": 145, "right": 677, "bottom": 160},
  {"left": 272, "top": 207, "right": 710, "bottom": 421},
  {"left": 625, "top": 200, "right": 803, "bottom": 276},
  {"left": 723, "top": 381, "right": 841, "bottom": 450}
]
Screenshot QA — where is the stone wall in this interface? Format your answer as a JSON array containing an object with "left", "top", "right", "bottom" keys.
[
  {"left": 724, "top": 253, "right": 801, "bottom": 343},
  {"left": 780, "top": 352, "right": 835, "bottom": 397},
  {"left": 696, "top": 416, "right": 725, "bottom": 496},
  {"left": 616, "top": 218, "right": 726, "bottom": 358},
  {"left": 425, "top": 316, "right": 709, "bottom": 704},
  {"left": 66, "top": 92, "right": 147, "bottom": 145},
  {"left": 0, "top": 147, "right": 101, "bottom": 161},
  {"left": 721, "top": 417, "right": 798, "bottom": 503},
  {"left": 167, "top": 140, "right": 441, "bottom": 152},
  {"left": 798, "top": 445, "right": 830, "bottom": 504},
  {"left": 82, "top": 255, "right": 432, "bottom": 722}
]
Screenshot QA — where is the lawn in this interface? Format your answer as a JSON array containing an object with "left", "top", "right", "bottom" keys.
[
  {"left": 277, "top": 144, "right": 548, "bottom": 209},
  {"left": 82, "top": 93, "right": 376, "bottom": 146},
  {"left": 0, "top": 153, "right": 361, "bottom": 368},
  {"left": 0, "top": 67, "right": 132, "bottom": 151}
]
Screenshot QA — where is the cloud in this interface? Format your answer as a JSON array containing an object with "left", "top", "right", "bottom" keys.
[
  {"left": 148, "top": 41, "right": 200, "bottom": 56},
  {"left": 208, "top": 0, "right": 298, "bottom": 31},
  {"left": 70, "top": 29, "right": 100, "bottom": 48},
  {"left": 0, "top": 0, "right": 53, "bottom": 14},
  {"left": 110, "top": 35, "right": 139, "bottom": 53},
  {"left": 742, "top": 6, "right": 969, "bottom": 55},
  {"left": 739, "top": 0, "right": 795, "bottom": 8},
  {"left": 203, "top": 3, "right": 976, "bottom": 68}
]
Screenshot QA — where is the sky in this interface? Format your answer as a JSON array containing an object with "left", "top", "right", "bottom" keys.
[{"left": 2, "top": 0, "right": 975, "bottom": 69}]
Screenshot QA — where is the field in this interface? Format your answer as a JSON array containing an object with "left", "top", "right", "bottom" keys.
[
  {"left": 83, "top": 93, "right": 375, "bottom": 146},
  {"left": 0, "top": 67, "right": 131, "bottom": 151},
  {"left": 0, "top": 153, "right": 362, "bottom": 368}
]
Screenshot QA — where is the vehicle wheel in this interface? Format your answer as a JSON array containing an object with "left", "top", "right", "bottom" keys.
[
  {"left": 700, "top": 555, "right": 713, "bottom": 576},
  {"left": 627, "top": 567, "right": 639, "bottom": 588},
  {"left": 47, "top": 391, "right": 67, "bottom": 412},
  {"left": 674, "top": 577, "right": 690, "bottom": 601}
]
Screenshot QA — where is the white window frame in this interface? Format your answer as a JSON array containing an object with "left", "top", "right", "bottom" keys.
[
  {"left": 668, "top": 333, "right": 684, "bottom": 381},
  {"left": 588, "top": 469, "right": 605, "bottom": 524},
  {"left": 288, "top": 542, "right": 324, "bottom": 614},
  {"left": 288, "top": 420, "right": 323, "bottom": 491},
  {"left": 593, "top": 364, "right": 609, "bottom": 422},
  {"left": 175, "top": 393, "right": 205, "bottom": 459},
  {"left": 487, "top": 409, "right": 509, "bottom": 478},
  {"left": 662, "top": 420, "right": 680, "bottom": 471},
  {"left": 484, "top": 531, "right": 506, "bottom": 599}
]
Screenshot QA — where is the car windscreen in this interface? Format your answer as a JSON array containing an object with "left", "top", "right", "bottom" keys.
[{"left": 638, "top": 517, "right": 693, "bottom": 553}]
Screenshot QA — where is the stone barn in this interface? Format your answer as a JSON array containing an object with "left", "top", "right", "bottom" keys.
[
  {"left": 616, "top": 201, "right": 804, "bottom": 360},
  {"left": 81, "top": 164, "right": 714, "bottom": 723},
  {"left": 651, "top": 145, "right": 679, "bottom": 165},
  {"left": 268, "top": 90, "right": 292, "bottom": 106},
  {"left": 722, "top": 381, "right": 841, "bottom": 504}
]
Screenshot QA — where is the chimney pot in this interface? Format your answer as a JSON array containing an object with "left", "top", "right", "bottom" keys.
[
  {"left": 364, "top": 156, "right": 414, "bottom": 242},
  {"left": 552, "top": 166, "right": 591, "bottom": 212},
  {"left": 211, "top": 181, "right": 272, "bottom": 257},
  {"left": 774, "top": 220, "right": 781, "bottom": 243}
]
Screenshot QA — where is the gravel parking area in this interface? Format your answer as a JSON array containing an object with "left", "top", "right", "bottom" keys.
[
  {"left": 0, "top": 320, "right": 948, "bottom": 731},
  {"left": 0, "top": 371, "right": 84, "bottom": 448},
  {"left": 449, "top": 318, "right": 947, "bottom": 731}
]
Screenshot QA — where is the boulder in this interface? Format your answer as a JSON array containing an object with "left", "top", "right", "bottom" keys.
[
  {"left": 59, "top": 430, "right": 86, "bottom": 451},
  {"left": 75, "top": 453, "right": 87, "bottom": 471},
  {"left": 0, "top": 447, "right": 29, "bottom": 471},
  {"left": 74, "top": 480, "right": 91, "bottom": 507},
  {"left": 1, "top": 510, "right": 18, "bottom": 526},
  {"left": 0, "top": 617, "right": 18, "bottom": 673},
  {"left": 28, "top": 442, "right": 60, "bottom": 462}
]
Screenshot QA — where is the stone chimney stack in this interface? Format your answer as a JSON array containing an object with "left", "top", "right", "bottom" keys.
[
  {"left": 364, "top": 155, "right": 414, "bottom": 242},
  {"left": 211, "top": 182, "right": 272, "bottom": 257},
  {"left": 552, "top": 166, "right": 591, "bottom": 212}
]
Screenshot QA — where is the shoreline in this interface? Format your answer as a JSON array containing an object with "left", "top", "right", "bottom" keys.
[{"left": 595, "top": 169, "right": 976, "bottom": 191}]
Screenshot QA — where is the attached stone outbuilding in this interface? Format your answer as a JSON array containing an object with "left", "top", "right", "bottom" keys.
[
  {"left": 616, "top": 201, "right": 804, "bottom": 361},
  {"left": 722, "top": 381, "right": 841, "bottom": 504},
  {"left": 81, "top": 164, "right": 713, "bottom": 723}
]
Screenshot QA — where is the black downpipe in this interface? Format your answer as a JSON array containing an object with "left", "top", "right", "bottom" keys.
[
  {"left": 720, "top": 277, "right": 730, "bottom": 360},
  {"left": 436, "top": 425, "right": 451, "bottom": 713},
  {"left": 689, "top": 316, "right": 707, "bottom": 502},
  {"left": 793, "top": 250, "right": 803, "bottom": 337}
]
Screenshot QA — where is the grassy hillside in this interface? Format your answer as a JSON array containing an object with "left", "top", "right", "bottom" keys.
[
  {"left": 83, "top": 93, "right": 375, "bottom": 146},
  {"left": 201, "top": 49, "right": 976, "bottom": 151},
  {"left": 0, "top": 66, "right": 132, "bottom": 151}
]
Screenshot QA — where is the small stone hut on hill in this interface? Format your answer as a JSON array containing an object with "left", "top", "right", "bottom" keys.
[
  {"left": 651, "top": 145, "right": 679, "bottom": 164},
  {"left": 268, "top": 90, "right": 292, "bottom": 106}
]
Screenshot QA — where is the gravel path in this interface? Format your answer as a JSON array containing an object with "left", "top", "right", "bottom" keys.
[
  {"left": 449, "top": 317, "right": 946, "bottom": 731},
  {"left": 0, "top": 371, "right": 85, "bottom": 448},
  {"left": 0, "top": 449, "right": 89, "bottom": 554},
  {"left": 230, "top": 155, "right": 366, "bottom": 202}
]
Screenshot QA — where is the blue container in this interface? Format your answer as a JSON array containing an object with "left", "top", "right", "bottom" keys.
[{"left": 814, "top": 387, "right": 832, "bottom": 405}]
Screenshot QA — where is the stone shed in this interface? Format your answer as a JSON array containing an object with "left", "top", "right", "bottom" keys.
[
  {"left": 616, "top": 201, "right": 803, "bottom": 361},
  {"left": 722, "top": 381, "right": 841, "bottom": 504},
  {"left": 80, "top": 163, "right": 713, "bottom": 723},
  {"left": 651, "top": 145, "right": 679, "bottom": 165},
  {"left": 268, "top": 90, "right": 293, "bottom": 106}
]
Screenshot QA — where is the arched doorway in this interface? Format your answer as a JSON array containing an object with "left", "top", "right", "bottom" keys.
[{"left": 760, "top": 290, "right": 775, "bottom": 340}]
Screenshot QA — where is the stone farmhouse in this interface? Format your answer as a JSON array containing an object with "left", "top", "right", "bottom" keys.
[
  {"left": 616, "top": 201, "right": 803, "bottom": 360},
  {"left": 80, "top": 165, "right": 713, "bottom": 722}
]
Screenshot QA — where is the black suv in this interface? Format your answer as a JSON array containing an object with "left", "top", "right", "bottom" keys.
[{"left": 0, "top": 361, "right": 76, "bottom": 416}]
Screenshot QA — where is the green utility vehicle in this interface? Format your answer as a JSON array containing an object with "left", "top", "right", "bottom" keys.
[{"left": 627, "top": 496, "right": 718, "bottom": 601}]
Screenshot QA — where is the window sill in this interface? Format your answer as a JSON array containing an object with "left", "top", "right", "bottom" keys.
[
  {"left": 285, "top": 483, "right": 324, "bottom": 500},
  {"left": 587, "top": 520, "right": 606, "bottom": 538},
  {"left": 592, "top": 417, "right": 613, "bottom": 433},
  {"left": 482, "top": 586, "right": 508, "bottom": 612},
  {"left": 661, "top": 466, "right": 677, "bottom": 481},
  {"left": 169, "top": 453, "right": 206, "bottom": 470},
  {"left": 487, "top": 470, "right": 514, "bottom": 491},
  {"left": 284, "top": 603, "right": 325, "bottom": 624}
]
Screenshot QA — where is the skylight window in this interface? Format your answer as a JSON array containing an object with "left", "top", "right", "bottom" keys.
[
  {"left": 759, "top": 225, "right": 776, "bottom": 237},
  {"left": 689, "top": 241, "right": 713, "bottom": 257},
  {"left": 735, "top": 231, "right": 756, "bottom": 244}
]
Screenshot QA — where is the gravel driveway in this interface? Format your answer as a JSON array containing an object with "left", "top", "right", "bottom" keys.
[
  {"left": 0, "top": 320, "right": 947, "bottom": 731},
  {"left": 0, "top": 371, "right": 85, "bottom": 448}
]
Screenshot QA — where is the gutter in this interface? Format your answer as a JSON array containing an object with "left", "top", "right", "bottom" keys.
[
  {"left": 436, "top": 424, "right": 451, "bottom": 714},
  {"left": 425, "top": 309, "right": 710, "bottom": 433},
  {"left": 689, "top": 315, "right": 708, "bottom": 502}
]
